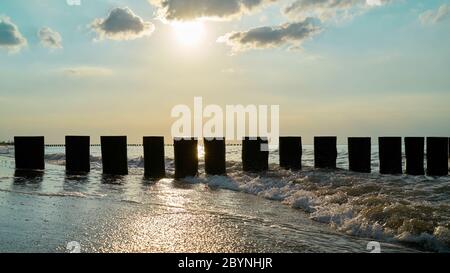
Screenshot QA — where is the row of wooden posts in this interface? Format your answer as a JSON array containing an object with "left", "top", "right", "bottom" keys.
[{"left": 12, "top": 136, "right": 450, "bottom": 178}]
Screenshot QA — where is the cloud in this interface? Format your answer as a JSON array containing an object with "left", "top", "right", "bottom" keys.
[
  {"left": 0, "top": 16, "right": 27, "bottom": 53},
  {"left": 91, "top": 7, "right": 155, "bottom": 40},
  {"left": 149, "top": 0, "right": 276, "bottom": 21},
  {"left": 38, "top": 27, "right": 62, "bottom": 49},
  {"left": 420, "top": 4, "right": 449, "bottom": 25},
  {"left": 217, "top": 18, "right": 322, "bottom": 53},
  {"left": 283, "top": 0, "right": 391, "bottom": 22},
  {"left": 61, "top": 66, "right": 113, "bottom": 77}
]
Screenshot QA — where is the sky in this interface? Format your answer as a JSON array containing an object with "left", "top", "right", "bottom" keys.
[{"left": 0, "top": 0, "right": 450, "bottom": 144}]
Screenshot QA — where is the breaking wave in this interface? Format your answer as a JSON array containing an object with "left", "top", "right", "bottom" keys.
[
  {"left": 182, "top": 162, "right": 450, "bottom": 252},
  {"left": 29, "top": 150, "right": 450, "bottom": 252}
]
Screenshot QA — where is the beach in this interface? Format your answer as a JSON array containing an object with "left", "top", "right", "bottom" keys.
[{"left": 0, "top": 145, "right": 449, "bottom": 253}]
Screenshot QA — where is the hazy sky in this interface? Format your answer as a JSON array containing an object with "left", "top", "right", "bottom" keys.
[{"left": 1, "top": 0, "right": 449, "bottom": 143}]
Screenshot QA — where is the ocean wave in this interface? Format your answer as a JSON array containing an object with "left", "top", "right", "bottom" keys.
[
  {"left": 181, "top": 162, "right": 450, "bottom": 252},
  {"left": 21, "top": 152, "right": 450, "bottom": 252},
  {"left": 0, "top": 147, "right": 12, "bottom": 154},
  {"left": 0, "top": 188, "right": 106, "bottom": 199},
  {"left": 44, "top": 153, "right": 143, "bottom": 170},
  {"left": 44, "top": 153, "right": 65, "bottom": 164}
]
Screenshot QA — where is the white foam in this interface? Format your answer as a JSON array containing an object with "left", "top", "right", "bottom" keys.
[
  {"left": 179, "top": 161, "right": 450, "bottom": 252},
  {"left": 19, "top": 151, "right": 450, "bottom": 252}
]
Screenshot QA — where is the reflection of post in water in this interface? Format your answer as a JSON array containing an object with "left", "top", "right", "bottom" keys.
[
  {"left": 101, "top": 174, "right": 126, "bottom": 185},
  {"left": 142, "top": 176, "right": 159, "bottom": 185},
  {"left": 13, "top": 170, "right": 44, "bottom": 190},
  {"left": 100, "top": 174, "right": 127, "bottom": 195},
  {"left": 14, "top": 170, "right": 44, "bottom": 179},
  {"left": 64, "top": 174, "right": 89, "bottom": 183},
  {"left": 63, "top": 174, "right": 89, "bottom": 189}
]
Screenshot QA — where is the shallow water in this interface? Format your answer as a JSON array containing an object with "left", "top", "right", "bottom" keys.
[{"left": 0, "top": 145, "right": 449, "bottom": 253}]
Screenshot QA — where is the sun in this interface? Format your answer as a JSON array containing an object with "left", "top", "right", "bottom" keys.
[{"left": 172, "top": 21, "right": 206, "bottom": 47}]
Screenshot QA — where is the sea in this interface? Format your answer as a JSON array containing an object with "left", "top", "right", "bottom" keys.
[{"left": 0, "top": 145, "right": 449, "bottom": 253}]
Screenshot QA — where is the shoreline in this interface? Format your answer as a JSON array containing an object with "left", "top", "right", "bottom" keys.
[{"left": 1, "top": 152, "right": 447, "bottom": 252}]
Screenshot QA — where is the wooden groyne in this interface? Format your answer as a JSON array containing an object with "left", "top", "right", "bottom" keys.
[{"left": 10, "top": 136, "right": 450, "bottom": 178}]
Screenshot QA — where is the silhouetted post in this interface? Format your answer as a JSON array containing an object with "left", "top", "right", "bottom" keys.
[
  {"left": 426, "top": 137, "right": 449, "bottom": 176},
  {"left": 314, "top": 137, "right": 337, "bottom": 169},
  {"left": 348, "top": 137, "right": 371, "bottom": 173},
  {"left": 14, "top": 136, "right": 45, "bottom": 170},
  {"left": 101, "top": 136, "right": 128, "bottom": 175},
  {"left": 174, "top": 138, "right": 198, "bottom": 179},
  {"left": 378, "top": 137, "right": 402, "bottom": 174},
  {"left": 242, "top": 137, "right": 269, "bottom": 172},
  {"left": 405, "top": 137, "right": 424, "bottom": 175},
  {"left": 279, "top": 137, "right": 302, "bottom": 170},
  {"left": 65, "top": 136, "right": 90, "bottom": 174},
  {"left": 143, "top": 136, "right": 165, "bottom": 179},
  {"left": 204, "top": 138, "right": 226, "bottom": 175}
]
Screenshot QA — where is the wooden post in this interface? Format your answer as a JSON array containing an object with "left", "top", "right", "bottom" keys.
[
  {"left": 143, "top": 136, "right": 165, "bottom": 179},
  {"left": 65, "top": 136, "right": 90, "bottom": 174},
  {"left": 426, "top": 137, "right": 449, "bottom": 176},
  {"left": 242, "top": 137, "right": 269, "bottom": 172},
  {"left": 14, "top": 136, "right": 45, "bottom": 170},
  {"left": 100, "top": 136, "right": 128, "bottom": 175},
  {"left": 314, "top": 137, "right": 337, "bottom": 169},
  {"left": 348, "top": 137, "right": 371, "bottom": 173},
  {"left": 174, "top": 138, "right": 198, "bottom": 179},
  {"left": 279, "top": 137, "right": 302, "bottom": 170},
  {"left": 204, "top": 138, "right": 226, "bottom": 175},
  {"left": 404, "top": 137, "right": 424, "bottom": 175},
  {"left": 378, "top": 137, "right": 402, "bottom": 174}
]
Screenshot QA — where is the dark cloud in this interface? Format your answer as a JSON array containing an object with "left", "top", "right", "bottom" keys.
[
  {"left": 0, "top": 16, "right": 27, "bottom": 52},
  {"left": 218, "top": 18, "right": 322, "bottom": 53},
  {"left": 91, "top": 7, "right": 155, "bottom": 40},
  {"left": 38, "top": 27, "right": 62, "bottom": 49},
  {"left": 150, "top": 0, "right": 276, "bottom": 21}
]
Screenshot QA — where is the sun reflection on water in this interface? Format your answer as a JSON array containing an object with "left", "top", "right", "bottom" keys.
[
  {"left": 197, "top": 145, "right": 205, "bottom": 159},
  {"left": 82, "top": 179, "right": 249, "bottom": 253}
]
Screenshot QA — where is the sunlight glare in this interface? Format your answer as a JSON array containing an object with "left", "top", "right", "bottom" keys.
[
  {"left": 172, "top": 21, "right": 206, "bottom": 47},
  {"left": 197, "top": 145, "right": 205, "bottom": 159}
]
